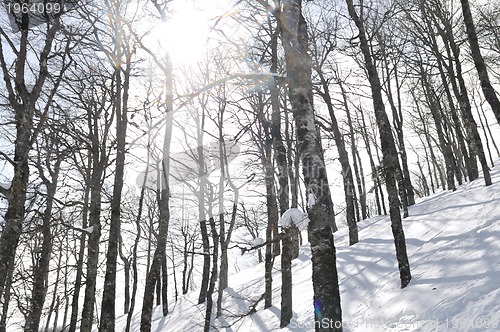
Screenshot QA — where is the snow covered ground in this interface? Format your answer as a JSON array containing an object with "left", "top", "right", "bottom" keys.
[{"left": 120, "top": 162, "right": 500, "bottom": 331}]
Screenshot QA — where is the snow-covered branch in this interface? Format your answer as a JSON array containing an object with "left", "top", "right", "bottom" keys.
[{"left": 61, "top": 222, "right": 94, "bottom": 235}]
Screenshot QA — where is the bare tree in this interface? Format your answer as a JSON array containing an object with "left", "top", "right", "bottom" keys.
[
  {"left": 280, "top": 0, "right": 342, "bottom": 330},
  {"left": 99, "top": 0, "right": 137, "bottom": 328},
  {"left": 310, "top": 12, "right": 359, "bottom": 245},
  {"left": 346, "top": 0, "right": 411, "bottom": 288},
  {"left": 140, "top": 52, "right": 173, "bottom": 331},
  {"left": 460, "top": 0, "right": 500, "bottom": 125},
  {"left": 0, "top": 12, "right": 64, "bottom": 310}
]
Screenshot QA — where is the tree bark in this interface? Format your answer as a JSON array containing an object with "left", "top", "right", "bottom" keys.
[
  {"left": 280, "top": 1, "right": 342, "bottom": 330},
  {"left": 198, "top": 219, "right": 210, "bottom": 304},
  {"left": 280, "top": 228, "right": 292, "bottom": 328},
  {"left": 118, "top": 234, "right": 131, "bottom": 314},
  {"left": 346, "top": 0, "right": 411, "bottom": 288},
  {"left": 80, "top": 162, "right": 104, "bottom": 332},
  {"left": 378, "top": 42, "right": 415, "bottom": 207},
  {"left": 197, "top": 108, "right": 210, "bottom": 304},
  {"left": 140, "top": 54, "right": 173, "bottom": 332},
  {"left": 25, "top": 152, "right": 62, "bottom": 331},
  {"left": 68, "top": 161, "right": 90, "bottom": 332},
  {"left": 0, "top": 18, "right": 61, "bottom": 306},
  {"left": 79, "top": 40, "right": 116, "bottom": 332},
  {"left": 100, "top": 47, "right": 132, "bottom": 331},
  {"left": 216, "top": 135, "right": 227, "bottom": 317},
  {"left": 0, "top": 255, "right": 14, "bottom": 331},
  {"left": 438, "top": 9, "right": 492, "bottom": 186},
  {"left": 419, "top": 66, "right": 456, "bottom": 191},
  {"left": 460, "top": 0, "right": 500, "bottom": 126},
  {"left": 342, "top": 85, "right": 367, "bottom": 220},
  {"left": 359, "top": 108, "right": 386, "bottom": 215},
  {"left": 419, "top": 1, "right": 473, "bottom": 183},
  {"left": 263, "top": 147, "right": 278, "bottom": 308},
  {"left": 316, "top": 70, "right": 358, "bottom": 245},
  {"left": 204, "top": 217, "right": 218, "bottom": 332},
  {"left": 125, "top": 155, "right": 149, "bottom": 332}
]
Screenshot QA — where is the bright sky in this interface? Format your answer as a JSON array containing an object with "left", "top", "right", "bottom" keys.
[{"left": 145, "top": 0, "right": 235, "bottom": 66}]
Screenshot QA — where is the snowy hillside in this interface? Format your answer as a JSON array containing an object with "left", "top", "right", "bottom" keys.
[{"left": 119, "top": 164, "right": 500, "bottom": 332}]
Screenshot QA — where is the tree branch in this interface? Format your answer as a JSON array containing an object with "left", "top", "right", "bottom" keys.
[
  {"left": 0, "top": 151, "right": 15, "bottom": 166},
  {"left": 230, "top": 232, "right": 284, "bottom": 254},
  {"left": 0, "top": 184, "right": 10, "bottom": 198}
]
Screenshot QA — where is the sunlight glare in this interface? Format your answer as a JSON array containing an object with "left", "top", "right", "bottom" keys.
[{"left": 152, "top": 5, "right": 211, "bottom": 65}]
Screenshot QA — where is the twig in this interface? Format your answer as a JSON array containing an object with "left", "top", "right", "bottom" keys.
[{"left": 230, "top": 232, "right": 285, "bottom": 254}]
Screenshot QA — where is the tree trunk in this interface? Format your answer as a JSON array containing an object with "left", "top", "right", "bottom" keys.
[
  {"left": 284, "top": 97, "right": 300, "bottom": 259},
  {"left": 353, "top": 149, "right": 368, "bottom": 218},
  {"left": 0, "top": 255, "right": 14, "bottom": 332},
  {"left": 215, "top": 99, "right": 241, "bottom": 317},
  {"left": 439, "top": 14, "right": 492, "bottom": 186},
  {"left": 317, "top": 70, "right": 358, "bottom": 245},
  {"left": 25, "top": 159, "right": 60, "bottom": 331},
  {"left": 263, "top": 115, "right": 280, "bottom": 308},
  {"left": 419, "top": 1, "right": 474, "bottom": 182},
  {"left": 140, "top": 54, "right": 173, "bottom": 332},
  {"left": 118, "top": 234, "right": 131, "bottom": 314},
  {"left": 271, "top": 26, "right": 298, "bottom": 313},
  {"left": 460, "top": 0, "right": 500, "bottom": 126},
  {"left": 475, "top": 94, "right": 500, "bottom": 164},
  {"left": 45, "top": 236, "right": 64, "bottom": 332},
  {"left": 155, "top": 267, "right": 161, "bottom": 306},
  {"left": 412, "top": 89, "right": 445, "bottom": 191},
  {"left": 359, "top": 109, "right": 386, "bottom": 215},
  {"left": 216, "top": 214, "right": 227, "bottom": 317},
  {"left": 270, "top": 21, "right": 290, "bottom": 218},
  {"left": 419, "top": 67, "right": 456, "bottom": 191},
  {"left": 171, "top": 240, "right": 179, "bottom": 302},
  {"left": 79, "top": 50, "right": 116, "bottom": 332},
  {"left": 380, "top": 48, "right": 415, "bottom": 207},
  {"left": 263, "top": 151, "right": 279, "bottom": 308},
  {"left": 80, "top": 167, "right": 103, "bottom": 332},
  {"left": 280, "top": 228, "right": 293, "bottom": 328},
  {"left": 68, "top": 164, "right": 90, "bottom": 332},
  {"left": 217, "top": 189, "right": 238, "bottom": 317},
  {"left": 394, "top": 68, "right": 416, "bottom": 206},
  {"left": 125, "top": 158, "right": 148, "bottom": 332},
  {"left": 140, "top": 187, "right": 169, "bottom": 332},
  {"left": 62, "top": 241, "right": 70, "bottom": 331},
  {"left": 216, "top": 122, "right": 227, "bottom": 317},
  {"left": 343, "top": 87, "right": 367, "bottom": 220},
  {"left": 204, "top": 217, "right": 218, "bottom": 332},
  {"left": 100, "top": 53, "right": 132, "bottom": 331},
  {"left": 346, "top": 0, "right": 411, "bottom": 288},
  {"left": 0, "top": 102, "right": 32, "bottom": 308},
  {"left": 198, "top": 219, "right": 210, "bottom": 304},
  {"left": 280, "top": 1, "right": 342, "bottom": 330},
  {"left": 284, "top": 100, "right": 299, "bottom": 209},
  {"left": 161, "top": 248, "right": 168, "bottom": 314},
  {"left": 197, "top": 109, "right": 210, "bottom": 303},
  {"left": 0, "top": 19, "right": 61, "bottom": 305}
]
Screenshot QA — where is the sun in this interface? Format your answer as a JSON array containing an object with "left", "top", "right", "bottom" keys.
[{"left": 148, "top": 3, "right": 214, "bottom": 66}]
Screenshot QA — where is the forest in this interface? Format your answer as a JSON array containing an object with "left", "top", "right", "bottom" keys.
[{"left": 0, "top": 0, "right": 499, "bottom": 331}]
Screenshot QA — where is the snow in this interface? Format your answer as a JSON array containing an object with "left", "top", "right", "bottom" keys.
[
  {"left": 82, "top": 226, "right": 94, "bottom": 234},
  {"left": 118, "top": 162, "right": 500, "bottom": 332},
  {"left": 279, "top": 208, "right": 310, "bottom": 231},
  {"left": 306, "top": 193, "right": 316, "bottom": 208},
  {"left": 0, "top": 181, "right": 9, "bottom": 191},
  {"left": 253, "top": 237, "right": 265, "bottom": 246}
]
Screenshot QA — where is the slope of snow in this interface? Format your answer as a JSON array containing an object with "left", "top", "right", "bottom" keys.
[{"left": 121, "top": 163, "right": 500, "bottom": 331}]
